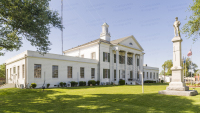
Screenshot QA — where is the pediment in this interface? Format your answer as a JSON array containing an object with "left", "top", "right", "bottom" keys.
[{"left": 118, "top": 35, "right": 144, "bottom": 51}]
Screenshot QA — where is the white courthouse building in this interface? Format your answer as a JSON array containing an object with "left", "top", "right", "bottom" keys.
[{"left": 5, "top": 23, "right": 159, "bottom": 88}]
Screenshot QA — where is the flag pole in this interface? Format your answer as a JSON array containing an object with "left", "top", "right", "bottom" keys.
[
  {"left": 191, "top": 45, "right": 192, "bottom": 85},
  {"left": 182, "top": 55, "right": 184, "bottom": 82}
]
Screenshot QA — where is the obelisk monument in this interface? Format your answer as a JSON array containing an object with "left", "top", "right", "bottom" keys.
[{"left": 158, "top": 17, "right": 198, "bottom": 96}]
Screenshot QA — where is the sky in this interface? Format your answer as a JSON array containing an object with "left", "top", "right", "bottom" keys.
[{"left": 1, "top": 0, "right": 200, "bottom": 73}]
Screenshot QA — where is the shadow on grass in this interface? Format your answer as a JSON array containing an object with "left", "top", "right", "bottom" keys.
[{"left": 0, "top": 88, "right": 200, "bottom": 112}]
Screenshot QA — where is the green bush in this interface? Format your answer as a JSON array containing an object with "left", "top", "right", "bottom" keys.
[
  {"left": 59, "top": 82, "right": 64, "bottom": 87},
  {"left": 119, "top": 80, "right": 125, "bottom": 85},
  {"left": 88, "top": 80, "right": 96, "bottom": 86},
  {"left": 31, "top": 83, "right": 37, "bottom": 89},
  {"left": 63, "top": 82, "right": 66, "bottom": 87},
  {"left": 144, "top": 80, "right": 156, "bottom": 83},
  {"left": 96, "top": 81, "right": 100, "bottom": 85},
  {"left": 47, "top": 83, "right": 50, "bottom": 88},
  {"left": 79, "top": 81, "right": 86, "bottom": 86},
  {"left": 71, "top": 81, "right": 78, "bottom": 87},
  {"left": 161, "top": 80, "right": 164, "bottom": 83}
]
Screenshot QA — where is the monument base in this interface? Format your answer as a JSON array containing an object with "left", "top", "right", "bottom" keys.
[
  {"left": 158, "top": 90, "right": 198, "bottom": 96},
  {"left": 166, "top": 86, "right": 189, "bottom": 91}
]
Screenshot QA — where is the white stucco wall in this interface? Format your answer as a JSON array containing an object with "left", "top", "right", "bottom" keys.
[{"left": 143, "top": 66, "right": 159, "bottom": 82}]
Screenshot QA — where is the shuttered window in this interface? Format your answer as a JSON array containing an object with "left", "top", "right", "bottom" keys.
[
  {"left": 130, "top": 71, "right": 133, "bottom": 78},
  {"left": 103, "top": 69, "right": 110, "bottom": 78},
  {"left": 103, "top": 52, "right": 110, "bottom": 62},
  {"left": 80, "top": 67, "right": 84, "bottom": 78},
  {"left": 68, "top": 66, "right": 72, "bottom": 78}
]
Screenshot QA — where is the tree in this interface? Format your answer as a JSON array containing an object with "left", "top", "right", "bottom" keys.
[
  {"left": 162, "top": 60, "right": 173, "bottom": 76},
  {"left": 182, "top": 0, "right": 200, "bottom": 42},
  {"left": 183, "top": 57, "right": 198, "bottom": 77},
  {"left": 0, "top": 0, "right": 63, "bottom": 56},
  {"left": 0, "top": 64, "right": 5, "bottom": 78}
]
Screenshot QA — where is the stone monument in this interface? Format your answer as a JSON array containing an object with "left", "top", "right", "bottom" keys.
[{"left": 158, "top": 17, "right": 198, "bottom": 96}]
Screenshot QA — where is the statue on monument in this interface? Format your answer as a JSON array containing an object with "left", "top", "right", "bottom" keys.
[{"left": 173, "top": 17, "right": 181, "bottom": 37}]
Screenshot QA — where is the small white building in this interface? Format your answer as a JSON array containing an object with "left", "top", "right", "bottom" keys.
[
  {"left": 159, "top": 75, "right": 172, "bottom": 83},
  {"left": 5, "top": 23, "right": 159, "bottom": 88}
]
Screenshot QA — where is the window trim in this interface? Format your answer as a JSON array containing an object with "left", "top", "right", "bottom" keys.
[
  {"left": 91, "top": 68, "right": 95, "bottom": 79},
  {"left": 67, "top": 66, "right": 73, "bottom": 78},
  {"left": 52, "top": 65, "right": 58, "bottom": 78},
  {"left": 34, "top": 64, "right": 42, "bottom": 78},
  {"left": 80, "top": 67, "right": 85, "bottom": 78}
]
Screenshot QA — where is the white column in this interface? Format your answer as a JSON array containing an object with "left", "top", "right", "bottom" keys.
[
  {"left": 116, "top": 50, "right": 119, "bottom": 84},
  {"left": 140, "top": 54, "right": 144, "bottom": 82},
  {"left": 132, "top": 53, "right": 135, "bottom": 80},
  {"left": 125, "top": 51, "right": 127, "bottom": 84},
  {"left": 135, "top": 54, "right": 137, "bottom": 80},
  {"left": 109, "top": 49, "right": 113, "bottom": 83}
]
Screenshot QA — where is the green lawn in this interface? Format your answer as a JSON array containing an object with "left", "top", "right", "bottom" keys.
[{"left": 0, "top": 84, "right": 200, "bottom": 113}]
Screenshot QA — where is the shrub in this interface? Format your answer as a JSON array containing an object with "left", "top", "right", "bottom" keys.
[
  {"left": 63, "top": 82, "right": 66, "bottom": 87},
  {"left": 119, "top": 80, "right": 125, "bottom": 85},
  {"left": 88, "top": 80, "right": 96, "bottom": 86},
  {"left": 59, "top": 82, "right": 64, "bottom": 87},
  {"left": 96, "top": 81, "right": 100, "bottom": 85},
  {"left": 31, "top": 83, "right": 37, "bottom": 89},
  {"left": 79, "top": 81, "right": 86, "bottom": 86},
  {"left": 47, "top": 83, "right": 50, "bottom": 88},
  {"left": 144, "top": 80, "right": 156, "bottom": 83},
  {"left": 161, "top": 80, "right": 164, "bottom": 83},
  {"left": 71, "top": 81, "right": 78, "bottom": 87}
]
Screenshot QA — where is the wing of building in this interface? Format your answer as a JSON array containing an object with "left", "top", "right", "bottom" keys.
[{"left": 4, "top": 23, "right": 159, "bottom": 88}]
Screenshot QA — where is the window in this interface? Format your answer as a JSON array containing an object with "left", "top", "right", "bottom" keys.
[
  {"left": 129, "top": 42, "right": 133, "bottom": 45},
  {"left": 157, "top": 73, "right": 158, "bottom": 79},
  {"left": 137, "top": 58, "right": 140, "bottom": 66},
  {"left": 91, "top": 52, "right": 96, "bottom": 59},
  {"left": 130, "top": 71, "right": 133, "bottom": 78},
  {"left": 119, "top": 55, "right": 125, "bottom": 64},
  {"left": 150, "top": 72, "right": 152, "bottom": 79},
  {"left": 22, "top": 65, "right": 25, "bottom": 78},
  {"left": 13, "top": 67, "right": 16, "bottom": 74},
  {"left": 52, "top": 65, "right": 58, "bottom": 78},
  {"left": 147, "top": 72, "right": 148, "bottom": 79},
  {"left": 17, "top": 66, "right": 20, "bottom": 79},
  {"left": 34, "top": 64, "right": 41, "bottom": 78},
  {"left": 143, "top": 72, "right": 145, "bottom": 78},
  {"left": 103, "top": 69, "right": 110, "bottom": 78},
  {"left": 80, "top": 67, "right": 84, "bottom": 78},
  {"left": 114, "top": 70, "right": 116, "bottom": 80},
  {"left": 137, "top": 72, "right": 139, "bottom": 79},
  {"left": 68, "top": 66, "right": 72, "bottom": 78},
  {"left": 122, "top": 70, "right": 125, "bottom": 78},
  {"left": 153, "top": 72, "right": 155, "bottom": 79},
  {"left": 91, "top": 68, "right": 95, "bottom": 79},
  {"left": 103, "top": 52, "right": 110, "bottom": 62},
  {"left": 127, "top": 57, "right": 133, "bottom": 65},
  {"left": 81, "top": 55, "right": 84, "bottom": 58}
]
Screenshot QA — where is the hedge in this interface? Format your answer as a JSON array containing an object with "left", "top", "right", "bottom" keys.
[
  {"left": 144, "top": 80, "right": 156, "bottom": 83},
  {"left": 79, "top": 81, "right": 86, "bottom": 86},
  {"left": 96, "top": 81, "right": 100, "bottom": 85},
  {"left": 119, "top": 80, "right": 125, "bottom": 85},
  {"left": 71, "top": 81, "right": 78, "bottom": 87},
  {"left": 31, "top": 83, "right": 37, "bottom": 88},
  {"left": 88, "top": 80, "right": 96, "bottom": 86}
]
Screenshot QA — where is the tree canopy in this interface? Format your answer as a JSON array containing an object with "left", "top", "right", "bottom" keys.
[
  {"left": 0, "top": 0, "right": 63, "bottom": 56},
  {"left": 161, "top": 58, "right": 198, "bottom": 77},
  {"left": 0, "top": 64, "right": 5, "bottom": 78},
  {"left": 182, "top": 0, "right": 200, "bottom": 41}
]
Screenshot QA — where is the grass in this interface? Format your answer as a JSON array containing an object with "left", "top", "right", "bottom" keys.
[{"left": 0, "top": 84, "right": 200, "bottom": 113}]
